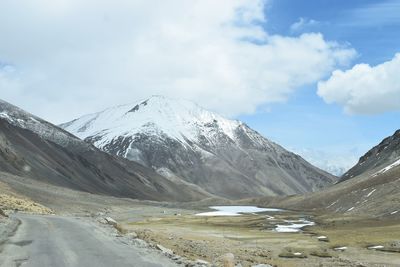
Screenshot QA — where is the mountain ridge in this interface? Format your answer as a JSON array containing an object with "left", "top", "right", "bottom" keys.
[
  {"left": 0, "top": 98, "right": 208, "bottom": 202},
  {"left": 342, "top": 129, "right": 400, "bottom": 181},
  {"left": 61, "top": 96, "right": 337, "bottom": 199}
]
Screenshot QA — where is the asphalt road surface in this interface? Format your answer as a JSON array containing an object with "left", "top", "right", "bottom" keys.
[{"left": 0, "top": 214, "right": 177, "bottom": 267}]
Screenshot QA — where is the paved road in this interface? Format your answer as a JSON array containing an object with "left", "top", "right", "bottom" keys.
[{"left": 0, "top": 214, "right": 177, "bottom": 267}]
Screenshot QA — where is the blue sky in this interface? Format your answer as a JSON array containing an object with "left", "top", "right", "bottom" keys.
[
  {"left": 0, "top": 0, "right": 399, "bottom": 174},
  {"left": 239, "top": 0, "right": 400, "bottom": 172}
]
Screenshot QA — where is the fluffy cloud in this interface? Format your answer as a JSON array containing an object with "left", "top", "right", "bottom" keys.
[
  {"left": 0, "top": 0, "right": 356, "bottom": 123},
  {"left": 290, "top": 17, "right": 319, "bottom": 33},
  {"left": 318, "top": 53, "right": 400, "bottom": 114}
]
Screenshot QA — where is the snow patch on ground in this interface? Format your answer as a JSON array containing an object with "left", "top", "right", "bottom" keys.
[
  {"left": 368, "top": 245, "right": 384, "bottom": 250},
  {"left": 274, "top": 219, "right": 315, "bottom": 233},
  {"left": 366, "top": 189, "right": 376, "bottom": 197},
  {"left": 0, "top": 111, "right": 12, "bottom": 121},
  {"left": 373, "top": 158, "right": 400, "bottom": 177},
  {"left": 195, "top": 206, "right": 283, "bottom": 217}
]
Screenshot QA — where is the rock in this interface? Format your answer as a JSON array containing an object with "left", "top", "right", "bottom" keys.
[
  {"left": 104, "top": 217, "right": 117, "bottom": 226},
  {"left": 0, "top": 208, "right": 8, "bottom": 217},
  {"left": 172, "top": 255, "right": 181, "bottom": 261},
  {"left": 97, "top": 218, "right": 107, "bottom": 224},
  {"left": 156, "top": 244, "right": 174, "bottom": 255},
  {"left": 126, "top": 231, "right": 138, "bottom": 239},
  {"left": 132, "top": 238, "right": 148, "bottom": 248},
  {"left": 195, "top": 259, "right": 209, "bottom": 266},
  {"left": 222, "top": 253, "right": 235, "bottom": 267},
  {"left": 317, "top": 235, "right": 329, "bottom": 242},
  {"left": 389, "top": 241, "right": 400, "bottom": 247}
]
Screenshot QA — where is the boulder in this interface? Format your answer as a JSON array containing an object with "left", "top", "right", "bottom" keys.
[
  {"left": 195, "top": 259, "right": 209, "bottom": 266},
  {"left": 104, "top": 217, "right": 117, "bottom": 226},
  {"left": 132, "top": 238, "right": 148, "bottom": 248},
  {"left": 222, "top": 253, "right": 235, "bottom": 267},
  {"left": 127, "top": 231, "right": 138, "bottom": 239},
  {"left": 0, "top": 208, "right": 7, "bottom": 217},
  {"left": 156, "top": 244, "right": 174, "bottom": 256}
]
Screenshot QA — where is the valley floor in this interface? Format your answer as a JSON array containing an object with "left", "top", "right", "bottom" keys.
[
  {"left": 1, "top": 172, "right": 400, "bottom": 267},
  {"left": 112, "top": 207, "right": 400, "bottom": 267}
]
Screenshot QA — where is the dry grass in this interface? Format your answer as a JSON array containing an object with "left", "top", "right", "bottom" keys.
[
  {"left": 309, "top": 249, "right": 333, "bottom": 258},
  {"left": 120, "top": 210, "right": 400, "bottom": 266},
  {"left": 311, "top": 215, "right": 400, "bottom": 248},
  {"left": 0, "top": 193, "right": 53, "bottom": 214}
]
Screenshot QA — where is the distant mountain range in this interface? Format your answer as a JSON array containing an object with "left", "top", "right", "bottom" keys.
[
  {"left": 291, "top": 148, "right": 358, "bottom": 176},
  {"left": 1, "top": 97, "right": 398, "bottom": 216},
  {"left": 61, "top": 95, "right": 337, "bottom": 199}
]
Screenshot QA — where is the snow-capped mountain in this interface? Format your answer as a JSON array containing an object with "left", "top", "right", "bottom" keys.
[
  {"left": 61, "top": 96, "right": 337, "bottom": 199},
  {"left": 0, "top": 98, "right": 207, "bottom": 202},
  {"left": 292, "top": 148, "right": 358, "bottom": 176}
]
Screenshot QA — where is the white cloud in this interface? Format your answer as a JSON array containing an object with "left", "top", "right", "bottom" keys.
[
  {"left": 318, "top": 53, "right": 400, "bottom": 114},
  {"left": 290, "top": 17, "right": 319, "bottom": 33},
  {"left": 293, "top": 147, "right": 361, "bottom": 176},
  {"left": 0, "top": 0, "right": 356, "bottom": 123}
]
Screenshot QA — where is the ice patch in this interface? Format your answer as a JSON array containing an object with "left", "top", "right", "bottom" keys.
[
  {"left": 368, "top": 245, "right": 384, "bottom": 250},
  {"left": 195, "top": 206, "right": 283, "bottom": 217},
  {"left": 390, "top": 210, "right": 398, "bottom": 215},
  {"left": 274, "top": 219, "right": 315, "bottom": 233}
]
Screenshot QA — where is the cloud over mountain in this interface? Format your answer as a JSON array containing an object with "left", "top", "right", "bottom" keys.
[{"left": 0, "top": 0, "right": 355, "bottom": 123}]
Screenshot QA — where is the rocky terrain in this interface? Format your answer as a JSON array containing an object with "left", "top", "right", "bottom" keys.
[
  {"left": 248, "top": 130, "right": 400, "bottom": 218},
  {"left": 61, "top": 96, "right": 337, "bottom": 199},
  {"left": 0, "top": 98, "right": 398, "bottom": 267},
  {"left": 342, "top": 129, "right": 400, "bottom": 181}
]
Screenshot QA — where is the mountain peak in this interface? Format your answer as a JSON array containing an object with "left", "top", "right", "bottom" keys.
[
  {"left": 61, "top": 97, "right": 337, "bottom": 199},
  {"left": 61, "top": 96, "right": 242, "bottom": 144}
]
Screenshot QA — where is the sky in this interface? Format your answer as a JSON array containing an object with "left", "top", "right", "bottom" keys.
[{"left": 0, "top": 0, "right": 399, "bottom": 174}]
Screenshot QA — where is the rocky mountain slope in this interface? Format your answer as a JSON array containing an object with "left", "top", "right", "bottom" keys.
[
  {"left": 0, "top": 99, "right": 208, "bottom": 202},
  {"left": 341, "top": 129, "right": 400, "bottom": 181},
  {"left": 258, "top": 130, "right": 400, "bottom": 217},
  {"left": 61, "top": 96, "right": 337, "bottom": 199}
]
